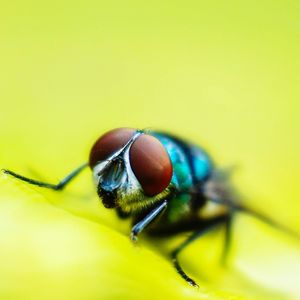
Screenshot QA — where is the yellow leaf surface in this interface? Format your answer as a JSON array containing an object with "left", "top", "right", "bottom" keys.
[{"left": 1, "top": 0, "right": 300, "bottom": 299}]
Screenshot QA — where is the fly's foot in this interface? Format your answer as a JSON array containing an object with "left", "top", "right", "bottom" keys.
[
  {"left": 130, "top": 231, "right": 138, "bottom": 244},
  {"left": 172, "top": 257, "right": 199, "bottom": 288}
]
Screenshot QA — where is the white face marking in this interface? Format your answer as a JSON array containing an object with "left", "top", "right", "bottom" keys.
[{"left": 92, "top": 131, "right": 142, "bottom": 199}]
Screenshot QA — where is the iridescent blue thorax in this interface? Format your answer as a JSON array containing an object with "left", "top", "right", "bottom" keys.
[{"left": 150, "top": 132, "right": 213, "bottom": 222}]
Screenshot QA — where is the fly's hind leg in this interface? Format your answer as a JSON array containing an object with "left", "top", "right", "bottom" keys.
[
  {"left": 221, "top": 210, "right": 234, "bottom": 265},
  {"left": 170, "top": 215, "right": 229, "bottom": 287}
]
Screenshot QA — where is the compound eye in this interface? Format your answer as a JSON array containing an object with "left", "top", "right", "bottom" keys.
[
  {"left": 89, "top": 128, "right": 136, "bottom": 168},
  {"left": 129, "top": 134, "right": 173, "bottom": 196}
]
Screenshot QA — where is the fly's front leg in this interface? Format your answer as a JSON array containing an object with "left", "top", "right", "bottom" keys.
[
  {"left": 2, "top": 163, "right": 88, "bottom": 190},
  {"left": 130, "top": 200, "right": 168, "bottom": 242}
]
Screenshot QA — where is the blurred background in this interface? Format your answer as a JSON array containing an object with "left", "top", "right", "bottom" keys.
[{"left": 0, "top": 1, "right": 300, "bottom": 299}]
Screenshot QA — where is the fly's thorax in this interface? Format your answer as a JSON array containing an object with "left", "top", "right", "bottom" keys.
[
  {"left": 145, "top": 132, "right": 216, "bottom": 222},
  {"left": 165, "top": 193, "right": 192, "bottom": 223},
  {"left": 149, "top": 132, "right": 213, "bottom": 200}
]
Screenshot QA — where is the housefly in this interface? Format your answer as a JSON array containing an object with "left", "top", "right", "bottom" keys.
[{"left": 3, "top": 128, "right": 299, "bottom": 287}]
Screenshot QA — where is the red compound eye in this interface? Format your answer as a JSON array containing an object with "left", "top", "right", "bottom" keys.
[
  {"left": 129, "top": 134, "right": 173, "bottom": 196},
  {"left": 89, "top": 128, "right": 136, "bottom": 168}
]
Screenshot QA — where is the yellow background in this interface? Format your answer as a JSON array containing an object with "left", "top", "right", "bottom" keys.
[{"left": 0, "top": 1, "right": 300, "bottom": 299}]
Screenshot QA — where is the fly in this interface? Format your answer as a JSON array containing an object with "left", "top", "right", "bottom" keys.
[{"left": 3, "top": 127, "right": 300, "bottom": 287}]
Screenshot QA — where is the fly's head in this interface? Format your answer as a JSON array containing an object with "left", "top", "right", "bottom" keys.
[{"left": 89, "top": 128, "right": 173, "bottom": 214}]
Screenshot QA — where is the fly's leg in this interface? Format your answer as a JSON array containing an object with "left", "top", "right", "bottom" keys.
[
  {"left": 130, "top": 200, "right": 168, "bottom": 242},
  {"left": 221, "top": 211, "right": 234, "bottom": 265},
  {"left": 171, "top": 215, "right": 229, "bottom": 287},
  {"left": 2, "top": 163, "right": 88, "bottom": 190}
]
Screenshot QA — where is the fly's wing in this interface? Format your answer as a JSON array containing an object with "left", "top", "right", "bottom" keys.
[
  {"left": 202, "top": 166, "right": 240, "bottom": 206},
  {"left": 203, "top": 167, "right": 300, "bottom": 241}
]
